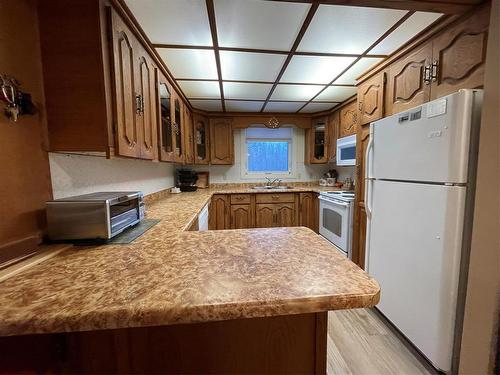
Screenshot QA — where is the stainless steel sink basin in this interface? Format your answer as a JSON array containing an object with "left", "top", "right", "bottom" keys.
[{"left": 252, "top": 186, "right": 293, "bottom": 190}]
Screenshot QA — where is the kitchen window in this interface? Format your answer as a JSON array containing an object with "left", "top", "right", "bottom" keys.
[{"left": 241, "top": 127, "right": 295, "bottom": 178}]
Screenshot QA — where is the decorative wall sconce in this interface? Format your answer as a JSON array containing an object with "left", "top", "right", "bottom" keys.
[
  {"left": 266, "top": 116, "right": 280, "bottom": 129},
  {"left": 0, "top": 75, "right": 37, "bottom": 122}
]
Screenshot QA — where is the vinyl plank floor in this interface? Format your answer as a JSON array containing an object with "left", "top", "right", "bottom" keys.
[{"left": 327, "top": 308, "right": 437, "bottom": 375}]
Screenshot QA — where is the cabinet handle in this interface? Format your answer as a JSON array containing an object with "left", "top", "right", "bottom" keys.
[
  {"left": 236, "top": 196, "right": 244, "bottom": 200},
  {"left": 431, "top": 60, "right": 439, "bottom": 82},
  {"left": 135, "top": 94, "right": 142, "bottom": 115},
  {"left": 423, "top": 65, "right": 431, "bottom": 85},
  {"left": 358, "top": 101, "right": 363, "bottom": 111},
  {"left": 272, "top": 195, "right": 280, "bottom": 200}
]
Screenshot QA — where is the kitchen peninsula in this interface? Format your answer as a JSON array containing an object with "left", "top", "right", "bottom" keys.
[{"left": 0, "top": 186, "right": 380, "bottom": 374}]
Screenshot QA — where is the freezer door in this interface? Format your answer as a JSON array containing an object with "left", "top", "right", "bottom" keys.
[
  {"left": 371, "top": 90, "right": 481, "bottom": 183},
  {"left": 366, "top": 180, "right": 465, "bottom": 372}
]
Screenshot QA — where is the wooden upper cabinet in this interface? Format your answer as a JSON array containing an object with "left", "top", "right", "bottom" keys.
[
  {"left": 357, "top": 73, "right": 385, "bottom": 125},
  {"left": 183, "top": 106, "right": 194, "bottom": 164},
  {"left": 136, "top": 49, "right": 158, "bottom": 160},
  {"left": 193, "top": 114, "right": 210, "bottom": 165},
  {"left": 307, "top": 117, "right": 328, "bottom": 164},
  {"left": 430, "top": 5, "right": 489, "bottom": 99},
  {"left": 209, "top": 118, "right": 234, "bottom": 165},
  {"left": 327, "top": 111, "right": 339, "bottom": 163},
  {"left": 339, "top": 101, "right": 358, "bottom": 138},
  {"left": 386, "top": 43, "right": 432, "bottom": 116},
  {"left": 157, "top": 72, "right": 175, "bottom": 162},
  {"left": 110, "top": 10, "right": 140, "bottom": 158},
  {"left": 172, "top": 94, "right": 184, "bottom": 163}
]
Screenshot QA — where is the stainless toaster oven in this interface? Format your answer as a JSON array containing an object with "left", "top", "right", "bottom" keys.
[{"left": 46, "top": 192, "right": 144, "bottom": 240}]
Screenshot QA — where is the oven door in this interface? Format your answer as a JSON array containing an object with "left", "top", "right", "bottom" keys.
[{"left": 319, "top": 195, "right": 350, "bottom": 255}]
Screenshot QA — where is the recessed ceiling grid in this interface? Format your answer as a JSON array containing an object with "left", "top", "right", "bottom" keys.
[{"left": 125, "top": 0, "right": 444, "bottom": 113}]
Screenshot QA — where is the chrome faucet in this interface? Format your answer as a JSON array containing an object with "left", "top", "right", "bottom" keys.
[{"left": 265, "top": 177, "right": 282, "bottom": 187}]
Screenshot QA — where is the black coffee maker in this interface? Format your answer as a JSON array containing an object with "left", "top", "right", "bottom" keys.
[{"left": 176, "top": 169, "right": 198, "bottom": 192}]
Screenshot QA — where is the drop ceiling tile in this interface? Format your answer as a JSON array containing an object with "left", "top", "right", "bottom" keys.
[
  {"left": 371, "top": 12, "right": 443, "bottom": 55},
  {"left": 300, "top": 102, "right": 339, "bottom": 113},
  {"left": 264, "top": 102, "right": 306, "bottom": 113},
  {"left": 314, "top": 86, "right": 357, "bottom": 102},
  {"left": 281, "top": 55, "right": 356, "bottom": 84},
  {"left": 226, "top": 101, "right": 265, "bottom": 112},
  {"left": 214, "top": 0, "right": 310, "bottom": 50},
  {"left": 298, "top": 5, "right": 406, "bottom": 54},
  {"left": 125, "top": 0, "right": 212, "bottom": 46},
  {"left": 178, "top": 81, "right": 221, "bottom": 99},
  {"left": 190, "top": 100, "right": 223, "bottom": 112},
  {"left": 220, "top": 51, "right": 286, "bottom": 81},
  {"left": 223, "top": 82, "right": 272, "bottom": 100},
  {"left": 156, "top": 49, "right": 218, "bottom": 79},
  {"left": 271, "top": 84, "right": 324, "bottom": 101},
  {"left": 333, "top": 57, "right": 384, "bottom": 85}
]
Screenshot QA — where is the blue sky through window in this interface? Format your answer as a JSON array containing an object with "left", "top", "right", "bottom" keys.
[{"left": 247, "top": 141, "right": 289, "bottom": 172}]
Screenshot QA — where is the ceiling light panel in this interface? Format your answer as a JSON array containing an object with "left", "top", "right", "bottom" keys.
[
  {"left": 281, "top": 55, "right": 356, "bottom": 84},
  {"left": 178, "top": 81, "right": 221, "bottom": 98},
  {"left": 298, "top": 5, "right": 406, "bottom": 54},
  {"left": 214, "top": 0, "right": 310, "bottom": 50},
  {"left": 300, "top": 102, "right": 339, "bottom": 113},
  {"left": 190, "top": 100, "right": 223, "bottom": 112},
  {"left": 271, "top": 84, "right": 324, "bottom": 101},
  {"left": 264, "top": 102, "right": 306, "bottom": 113},
  {"left": 223, "top": 82, "right": 272, "bottom": 100},
  {"left": 226, "top": 101, "right": 265, "bottom": 112},
  {"left": 371, "top": 12, "right": 443, "bottom": 55},
  {"left": 220, "top": 51, "right": 286, "bottom": 81},
  {"left": 156, "top": 49, "right": 218, "bottom": 79},
  {"left": 125, "top": 0, "right": 212, "bottom": 46},
  {"left": 314, "top": 86, "right": 357, "bottom": 102},
  {"left": 334, "top": 57, "right": 384, "bottom": 85}
]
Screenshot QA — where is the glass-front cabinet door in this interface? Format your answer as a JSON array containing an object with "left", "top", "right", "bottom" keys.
[
  {"left": 173, "top": 95, "right": 184, "bottom": 163},
  {"left": 157, "top": 71, "right": 175, "bottom": 162},
  {"left": 310, "top": 117, "right": 328, "bottom": 163},
  {"left": 193, "top": 114, "right": 210, "bottom": 164}
]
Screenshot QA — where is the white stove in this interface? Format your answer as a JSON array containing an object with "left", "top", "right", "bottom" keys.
[{"left": 318, "top": 191, "right": 355, "bottom": 258}]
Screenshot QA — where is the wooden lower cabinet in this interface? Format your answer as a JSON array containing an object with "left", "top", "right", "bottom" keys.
[
  {"left": 255, "top": 203, "right": 296, "bottom": 228},
  {"left": 209, "top": 195, "right": 229, "bottom": 230},
  {"left": 230, "top": 204, "right": 254, "bottom": 229},
  {"left": 255, "top": 204, "right": 276, "bottom": 228},
  {"left": 0, "top": 313, "right": 327, "bottom": 374},
  {"left": 299, "top": 193, "right": 319, "bottom": 233}
]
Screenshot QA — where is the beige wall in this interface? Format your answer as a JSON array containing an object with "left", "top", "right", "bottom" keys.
[{"left": 459, "top": 1, "right": 500, "bottom": 374}]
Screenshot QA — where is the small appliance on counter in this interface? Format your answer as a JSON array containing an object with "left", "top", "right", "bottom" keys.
[
  {"left": 176, "top": 169, "right": 198, "bottom": 192},
  {"left": 46, "top": 192, "right": 144, "bottom": 241}
]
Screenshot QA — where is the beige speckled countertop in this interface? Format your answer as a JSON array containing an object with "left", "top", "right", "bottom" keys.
[{"left": 0, "top": 185, "right": 379, "bottom": 337}]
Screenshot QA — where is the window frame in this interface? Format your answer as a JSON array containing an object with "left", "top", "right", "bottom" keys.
[{"left": 240, "top": 126, "right": 297, "bottom": 179}]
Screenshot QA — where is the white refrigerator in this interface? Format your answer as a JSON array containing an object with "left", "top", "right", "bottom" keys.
[{"left": 365, "top": 89, "right": 483, "bottom": 372}]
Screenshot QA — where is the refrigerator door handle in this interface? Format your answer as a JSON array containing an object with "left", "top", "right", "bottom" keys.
[{"left": 364, "top": 126, "right": 374, "bottom": 218}]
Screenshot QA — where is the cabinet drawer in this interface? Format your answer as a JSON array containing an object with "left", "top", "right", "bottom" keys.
[
  {"left": 230, "top": 194, "right": 251, "bottom": 204},
  {"left": 256, "top": 193, "right": 296, "bottom": 204}
]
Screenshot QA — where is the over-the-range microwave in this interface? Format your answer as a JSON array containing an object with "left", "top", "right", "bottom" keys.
[{"left": 336, "top": 134, "right": 356, "bottom": 166}]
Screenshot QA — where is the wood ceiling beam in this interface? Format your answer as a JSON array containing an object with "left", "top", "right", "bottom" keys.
[
  {"left": 176, "top": 77, "right": 356, "bottom": 87},
  {"left": 205, "top": 0, "right": 225, "bottom": 111},
  {"left": 264, "top": 0, "right": 482, "bottom": 14},
  {"left": 260, "top": 2, "right": 321, "bottom": 112},
  {"left": 152, "top": 44, "right": 387, "bottom": 59},
  {"left": 296, "top": 10, "right": 415, "bottom": 113}
]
